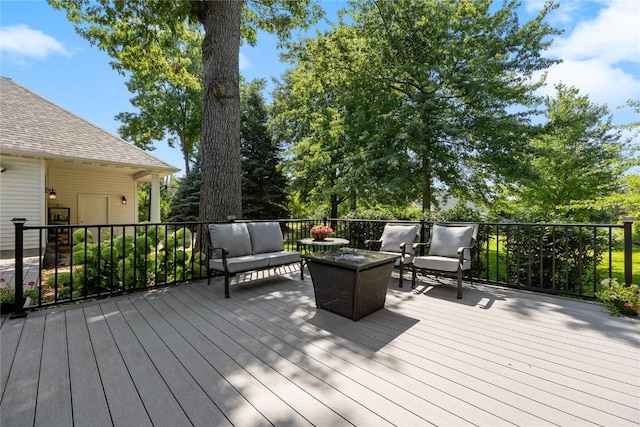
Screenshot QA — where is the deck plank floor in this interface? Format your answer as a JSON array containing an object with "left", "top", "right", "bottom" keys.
[{"left": 1, "top": 269, "right": 639, "bottom": 427}]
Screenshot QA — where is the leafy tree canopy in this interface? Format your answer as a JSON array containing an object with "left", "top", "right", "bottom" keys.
[
  {"left": 48, "top": 0, "right": 322, "bottom": 221},
  {"left": 507, "top": 84, "right": 629, "bottom": 221},
  {"left": 274, "top": 0, "right": 561, "bottom": 215}
]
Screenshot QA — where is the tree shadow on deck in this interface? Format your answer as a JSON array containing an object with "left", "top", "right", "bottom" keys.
[
  {"left": 409, "top": 273, "right": 640, "bottom": 349},
  {"left": 303, "top": 308, "right": 420, "bottom": 352},
  {"left": 409, "top": 274, "right": 507, "bottom": 310}
]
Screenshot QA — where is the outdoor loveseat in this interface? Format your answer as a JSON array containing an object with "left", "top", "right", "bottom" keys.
[{"left": 207, "top": 222, "right": 301, "bottom": 298}]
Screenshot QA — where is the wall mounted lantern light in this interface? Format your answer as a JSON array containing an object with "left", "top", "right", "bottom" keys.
[
  {"left": 121, "top": 196, "right": 127, "bottom": 205},
  {"left": 45, "top": 187, "right": 57, "bottom": 200}
]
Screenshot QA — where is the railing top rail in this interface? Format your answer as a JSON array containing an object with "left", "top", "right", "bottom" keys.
[
  {"left": 21, "top": 218, "right": 629, "bottom": 231},
  {"left": 479, "top": 222, "right": 625, "bottom": 228},
  {"left": 22, "top": 221, "right": 213, "bottom": 230},
  {"left": 327, "top": 218, "right": 625, "bottom": 228},
  {"left": 326, "top": 218, "right": 421, "bottom": 224}
]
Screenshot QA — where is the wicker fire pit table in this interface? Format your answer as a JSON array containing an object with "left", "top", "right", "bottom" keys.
[{"left": 305, "top": 248, "right": 400, "bottom": 321}]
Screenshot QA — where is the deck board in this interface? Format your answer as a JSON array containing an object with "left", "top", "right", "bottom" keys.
[
  {"left": 100, "top": 299, "right": 195, "bottom": 427},
  {"left": 35, "top": 310, "right": 72, "bottom": 427},
  {"left": 158, "top": 288, "right": 316, "bottom": 427},
  {"left": 1, "top": 271, "right": 639, "bottom": 427},
  {"left": 178, "top": 285, "right": 428, "bottom": 426},
  {"left": 65, "top": 307, "right": 113, "bottom": 427},
  {"left": 120, "top": 296, "right": 234, "bottom": 426},
  {"left": 139, "top": 292, "right": 275, "bottom": 427},
  {"left": 0, "top": 314, "right": 45, "bottom": 426},
  {"left": 0, "top": 315, "right": 24, "bottom": 396},
  {"left": 170, "top": 286, "right": 378, "bottom": 426},
  {"left": 83, "top": 303, "right": 153, "bottom": 427},
  {"left": 234, "top": 281, "right": 553, "bottom": 426}
]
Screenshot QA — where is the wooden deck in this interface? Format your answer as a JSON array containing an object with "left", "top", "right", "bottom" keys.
[{"left": 1, "top": 269, "right": 639, "bottom": 426}]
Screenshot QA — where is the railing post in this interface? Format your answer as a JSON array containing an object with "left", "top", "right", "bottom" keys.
[
  {"left": 11, "top": 218, "right": 27, "bottom": 319},
  {"left": 622, "top": 217, "right": 634, "bottom": 285},
  {"left": 419, "top": 216, "right": 426, "bottom": 256}
]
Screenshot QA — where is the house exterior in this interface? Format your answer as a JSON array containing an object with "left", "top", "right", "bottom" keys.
[{"left": 0, "top": 76, "right": 179, "bottom": 253}]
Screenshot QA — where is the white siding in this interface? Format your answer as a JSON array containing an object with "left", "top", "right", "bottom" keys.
[
  {"left": 0, "top": 156, "right": 44, "bottom": 251},
  {"left": 47, "top": 161, "right": 138, "bottom": 225}
]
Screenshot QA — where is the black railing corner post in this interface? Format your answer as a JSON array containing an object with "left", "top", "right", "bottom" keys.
[
  {"left": 622, "top": 217, "right": 634, "bottom": 286},
  {"left": 11, "top": 218, "right": 27, "bottom": 319},
  {"left": 419, "top": 215, "right": 426, "bottom": 256}
]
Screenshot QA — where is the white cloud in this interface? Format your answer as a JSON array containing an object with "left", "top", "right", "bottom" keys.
[
  {"left": 239, "top": 51, "right": 251, "bottom": 71},
  {"left": 549, "top": 0, "right": 640, "bottom": 64},
  {"left": 525, "top": 0, "right": 583, "bottom": 25},
  {"left": 537, "top": 59, "right": 638, "bottom": 109},
  {"left": 0, "top": 24, "right": 70, "bottom": 59},
  {"left": 534, "top": 0, "right": 640, "bottom": 127}
]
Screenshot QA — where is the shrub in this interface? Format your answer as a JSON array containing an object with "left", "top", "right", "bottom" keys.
[
  {"left": 503, "top": 225, "right": 606, "bottom": 294},
  {"left": 49, "top": 225, "right": 207, "bottom": 299},
  {"left": 596, "top": 278, "right": 640, "bottom": 316}
]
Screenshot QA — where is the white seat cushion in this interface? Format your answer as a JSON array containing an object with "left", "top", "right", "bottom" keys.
[
  {"left": 429, "top": 224, "right": 474, "bottom": 258},
  {"left": 413, "top": 255, "right": 471, "bottom": 272},
  {"left": 379, "top": 224, "right": 420, "bottom": 255}
]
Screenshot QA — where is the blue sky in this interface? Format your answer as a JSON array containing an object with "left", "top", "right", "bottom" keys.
[{"left": 1, "top": 0, "right": 638, "bottom": 175}]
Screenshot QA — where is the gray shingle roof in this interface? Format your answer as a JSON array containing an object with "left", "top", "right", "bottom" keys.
[{"left": 0, "top": 76, "right": 179, "bottom": 172}]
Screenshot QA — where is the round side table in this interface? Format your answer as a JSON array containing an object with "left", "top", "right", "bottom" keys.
[{"left": 297, "top": 237, "right": 350, "bottom": 275}]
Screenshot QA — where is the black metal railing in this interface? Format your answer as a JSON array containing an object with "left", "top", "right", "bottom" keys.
[
  {"left": 325, "top": 217, "right": 634, "bottom": 297},
  {"left": 7, "top": 217, "right": 635, "bottom": 316}
]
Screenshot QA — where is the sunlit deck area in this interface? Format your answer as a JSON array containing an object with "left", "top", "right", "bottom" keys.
[{"left": 1, "top": 269, "right": 639, "bottom": 426}]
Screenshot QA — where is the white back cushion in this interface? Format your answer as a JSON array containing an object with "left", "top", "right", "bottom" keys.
[
  {"left": 247, "top": 222, "right": 285, "bottom": 254},
  {"left": 208, "top": 223, "right": 252, "bottom": 258},
  {"left": 380, "top": 224, "right": 420, "bottom": 254},
  {"left": 429, "top": 224, "right": 474, "bottom": 258}
]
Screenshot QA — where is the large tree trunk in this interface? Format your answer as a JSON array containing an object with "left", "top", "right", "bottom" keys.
[
  {"left": 179, "top": 134, "right": 191, "bottom": 176},
  {"left": 421, "top": 151, "right": 432, "bottom": 215},
  {"left": 330, "top": 194, "right": 339, "bottom": 219},
  {"left": 194, "top": 1, "right": 242, "bottom": 222}
]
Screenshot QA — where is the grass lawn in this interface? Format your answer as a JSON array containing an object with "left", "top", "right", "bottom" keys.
[
  {"left": 599, "top": 245, "right": 640, "bottom": 285},
  {"left": 480, "top": 238, "right": 639, "bottom": 290}
]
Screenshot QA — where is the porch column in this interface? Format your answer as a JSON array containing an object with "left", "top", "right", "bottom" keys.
[{"left": 150, "top": 174, "right": 161, "bottom": 223}]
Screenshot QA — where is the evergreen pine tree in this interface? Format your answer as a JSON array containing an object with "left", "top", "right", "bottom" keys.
[
  {"left": 241, "top": 80, "right": 289, "bottom": 219},
  {"left": 168, "top": 153, "right": 201, "bottom": 222}
]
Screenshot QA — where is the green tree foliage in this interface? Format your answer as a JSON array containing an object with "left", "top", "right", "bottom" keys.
[
  {"left": 116, "top": 30, "right": 203, "bottom": 175},
  {"left": 515, "top": 84, "right": 628, "bottom": 221},
  {"left": 168, "top": 81, "right": 290, "bottom": 222},
  {"left": 66, "top": 226, "right": 207, "bottom": 298},
  {"left": 168, "top": 155, "right": 201, "bottom": 222},
  {"left": 272, "top": 27, "right": 414, "bottom": 218},
  {"left": 241, "top": 80, "right": 289, "bottom": 219},
  {"left": 137, "top": 181, "right": 174, "bottom": 222},
  {"left": 48, "top": 0, "right": 322, "bottom": 222},
  {"left": 274, "top": 0, "right": 560, "bottom": 214}
]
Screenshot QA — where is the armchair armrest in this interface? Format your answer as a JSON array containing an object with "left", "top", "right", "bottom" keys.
[
  {"left": 364, "top": 238, "right": 382, "bottom": 250},
  {"left": 209, "top": 246, "right": 230, "bottom": 256},
  {"left": 456, "top": 239, "right": 477, "bottom": 262},
  {"left": 411, "top": 241, "right": 431, "bottom": 251},
  {"left": 399, "top": 242, "right": 413, "bottom": 256},
  {"left": 209, "top": 246, "right": 231, "bottom": 269}
]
